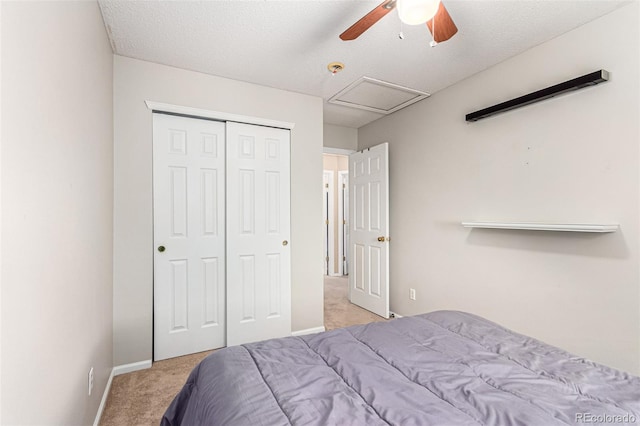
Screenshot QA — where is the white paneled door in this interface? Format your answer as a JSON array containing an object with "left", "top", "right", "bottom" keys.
[
  {"left": 322, "top": 171, "right": 334, "bottom": 275},
  {"left": 349, "top": 143, "right": 389, "bottom": 318},
  {"left": 226, "top": 122, "right": 291, "bottom": 346},
  {"left": 153, "top": 114, "right": 226, "bottom": 361},
  {"left": 338, "top": 171, "right": 349, "bottom": 276}
]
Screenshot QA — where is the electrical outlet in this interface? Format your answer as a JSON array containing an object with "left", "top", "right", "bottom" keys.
[
  {"left": 88, "top": 367, "right": 94, "bottom": 396},
  {"left": 409, "top": 288, "right": 416, "bottom": 301}
]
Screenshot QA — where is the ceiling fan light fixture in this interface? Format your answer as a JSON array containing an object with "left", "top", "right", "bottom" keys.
[{"left": 397, "top": 0, "right": 440, "bottom": 25}]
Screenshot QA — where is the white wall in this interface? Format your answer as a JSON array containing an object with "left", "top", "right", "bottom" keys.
[
  {"left": 1, "top": 2, "right": 114, "bottom": 424},
  {"left": 324, "top": 123, "right": 357, "bottom": 150},
  {"left": 359, "top": 3, "right": 640, "bottom": 374},
  {"left": 113, "top": 56, "right": 324, "bottom": 366}
]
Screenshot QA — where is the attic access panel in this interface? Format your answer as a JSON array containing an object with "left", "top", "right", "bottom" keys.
[{"left": 328, "top": 77, "right": 430, "bottom": 114}]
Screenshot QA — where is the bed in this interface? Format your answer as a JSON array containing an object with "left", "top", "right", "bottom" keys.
[{"left": 161, "top": 310, "right": 640, "bottom": 425}]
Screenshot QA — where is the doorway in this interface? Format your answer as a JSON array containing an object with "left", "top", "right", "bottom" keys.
[
  {"left": 322, "top": 144, "right": 389, "bottom": 319},
  {"left": 322, "top": 151, "right": 351, "bottom": 276}
]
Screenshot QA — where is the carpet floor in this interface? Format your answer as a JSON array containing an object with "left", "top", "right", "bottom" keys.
[{"left": 99, "top": 275, "right": 385, "bottom": 425}]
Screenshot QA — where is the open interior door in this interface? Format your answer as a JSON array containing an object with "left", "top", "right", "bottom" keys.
[{"left": 348, "top": 143, "right": 389, "bottom": 318}]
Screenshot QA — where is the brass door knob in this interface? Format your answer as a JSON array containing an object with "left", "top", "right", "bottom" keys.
[
  {"left": 282, "top": 240, "right": 288, "bottom": 246},
  {"left": 377, "top": 236, "right": 385, "bottom": 242},
  {"left": 158, "top": 245, "right": 166, "bottom": 252}
]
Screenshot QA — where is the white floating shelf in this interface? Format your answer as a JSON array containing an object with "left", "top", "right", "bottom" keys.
[{"left": 461, "top": 222, "right": 619, "bottom": 233}]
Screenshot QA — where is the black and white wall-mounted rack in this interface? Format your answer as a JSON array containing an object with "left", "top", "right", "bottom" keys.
[{"left": 466, "top": 70, "right": 609, "bottom": 122}]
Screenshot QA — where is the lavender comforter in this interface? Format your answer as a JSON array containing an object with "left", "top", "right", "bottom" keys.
[{"left": 161, "top": 311, "right": 640, "bottom": 425}]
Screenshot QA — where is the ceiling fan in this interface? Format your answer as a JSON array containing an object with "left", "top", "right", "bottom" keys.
[{"left": 340, "top": 0, "right": 458, "bottom": 44}]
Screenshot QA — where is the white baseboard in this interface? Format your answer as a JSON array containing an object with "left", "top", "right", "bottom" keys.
[
  {"left": 292, "top": 326, "right": 326, "bottom": 337},
  {"left": 93, "top": 368, "right": 114, "bottom": 426},
  {"left": 389, "top": 311, "right": 403, "bottom": 318},
  {"left": 113, "top": 359, "right": 152, "bottom": 376},
  {"left": 94, "top": 359, "right": 151, "bottom": 424}
]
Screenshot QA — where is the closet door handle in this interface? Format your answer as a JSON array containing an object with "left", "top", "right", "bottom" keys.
[
  {"left": 158, "top": 245, "right": 166, "bottom": 253},
  {"left": 282, "top": 240, "right": 288, "bottom": 246}
]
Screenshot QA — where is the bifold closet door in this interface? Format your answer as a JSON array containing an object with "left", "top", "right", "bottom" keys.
[
  {"left": 153, "top": 114, "right": 226, "bottom": 361},
  {"left": 226, "top": 122, "right": 291, "bottom": 346}
]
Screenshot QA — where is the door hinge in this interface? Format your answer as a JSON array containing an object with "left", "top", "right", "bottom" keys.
[
  {"left": 325, "top": 219, "right": 329, "bottom": 225},
  {"left": 343, "top": 256, "right": 346, "bottom": 261},
  {"left": 326, "top": 256, "right": 329, "bottom": 261},
  {"left": 343, "top": 220, "right": 346, "bottom": 225},
  {"left": 325, "top": 183, "right": 329, "bottom": 188},
  {"left": 342, "top": 183, "right": 346, "bottom": 188}
]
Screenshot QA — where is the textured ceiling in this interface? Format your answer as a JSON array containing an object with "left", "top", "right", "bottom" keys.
[{"left": 99, "top": 0, "right": 629, "bottom": 128}]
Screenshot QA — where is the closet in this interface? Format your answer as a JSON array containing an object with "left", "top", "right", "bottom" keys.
[{"left": 152, "top": 113, "right": 291, "bottom": 361}]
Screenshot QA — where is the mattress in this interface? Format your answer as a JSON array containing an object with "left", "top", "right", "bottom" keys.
[{"left": 161, "top": 310, "right": 640, "bottom": 425}]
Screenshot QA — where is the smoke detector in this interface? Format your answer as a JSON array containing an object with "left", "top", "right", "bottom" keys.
[{"left": 327, "top": 62, "right": 345, "bottom": 75}]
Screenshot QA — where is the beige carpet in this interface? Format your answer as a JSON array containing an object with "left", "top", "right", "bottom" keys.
[
  {"left": 323, "top": 275, "right": 386, "bottom": 330},
  {"left": 100, "top": 275, "right": 385, "bottom": 425}
]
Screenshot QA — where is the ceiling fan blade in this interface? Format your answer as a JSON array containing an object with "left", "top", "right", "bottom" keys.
[
  {"left": 340, "top": 0, "right": 396, "bottom": 41},
  {"left": 426, "top": 2, "right": 458, "bottom": 43}
]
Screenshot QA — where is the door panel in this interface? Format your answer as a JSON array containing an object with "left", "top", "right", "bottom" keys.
[
  {"left": 169, "top": 167, "right": 187, "bottom": 236},
  {"left": 266, "top": 172, "right": 281, "bottom": 234},
  {"left": 354, "top": 244, "right": 365, "bottom": 290},
  {"left": 226, "top": 122, "right": 291, "bottom": 346},
  {"left": 201, "top": 170, "right": 219, "bottom": 236},
  {"left": 170, "top": 260, "right": 188, "bottom": 331},
  {"left": 354, "top": 183, "right": 365, "bottom": 230},
  {"left": 153, "top": 114, "right": 227, "bottom": 361},
  {"left": 349, "top": 143, "right": 389, "bottom": 318},
  {"left": 202, "top": 257, "right": 220, "bottom": 326},
  {"left": 240, "top": 255, "right": 256, "bottom": 322}
]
